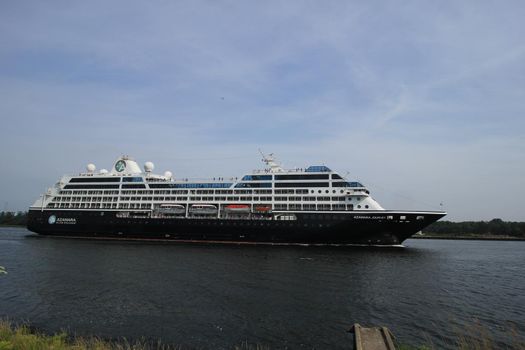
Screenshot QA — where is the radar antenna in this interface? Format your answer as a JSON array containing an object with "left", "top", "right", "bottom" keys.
[{"left": 259, "top": 149, "right": 284, "bottom": 173}]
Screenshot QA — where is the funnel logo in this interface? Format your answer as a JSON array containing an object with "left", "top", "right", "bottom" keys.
[
  {"left": 48, "top": 215, "right": 57, "bottom": 224},
  {"left": 115, "top": 160, "right": 126, "bottom": 172}
]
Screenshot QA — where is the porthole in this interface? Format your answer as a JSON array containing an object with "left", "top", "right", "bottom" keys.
[
  {"left": 318, "top": 190, "right": 321, "bottom": 193},
  {"left": 365, "top": 205, "right": 369, "bottom": 209},
  {"left": 332, "top": 190, "right": 336, "bottom": 193},
  {"left": 357, "top": 205, "right": 361, "bottom": 209},
  {"left": 325, "top": 190, "right": 329, "bottom": 193}
]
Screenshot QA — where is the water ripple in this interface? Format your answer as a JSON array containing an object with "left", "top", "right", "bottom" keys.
[{"left": 1, "top": 228, "right": 524, "bottom": 349}]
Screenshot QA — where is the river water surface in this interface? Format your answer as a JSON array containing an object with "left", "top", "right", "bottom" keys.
[{"left": 0, "top": 227, "right": 524, "bottom": 349}]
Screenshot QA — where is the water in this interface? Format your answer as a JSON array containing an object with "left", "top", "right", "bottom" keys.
[{"left": 1, "top": 227, "right": 524, "bottom": 349}]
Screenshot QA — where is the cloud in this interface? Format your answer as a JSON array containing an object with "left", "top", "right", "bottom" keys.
[{"left": 0, "top": 0, "right": 524, "bottom": 220}]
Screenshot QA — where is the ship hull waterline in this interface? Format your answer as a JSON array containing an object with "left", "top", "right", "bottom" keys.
[{"left": 28, "top": 209, "right": 445, "bottom": 246}]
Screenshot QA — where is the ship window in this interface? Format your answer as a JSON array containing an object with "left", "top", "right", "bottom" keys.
[
  {"left": 274, "top": 182, "right": 329, "bottom": 188},
  {"left": 69, "top": 177, "right": 120, "bottom": 183},
  {"left": 123, "top": 177, "right": 143, "bottom": 182},
  {"left": 332, "top": 182, "right": 364, "bottom": 187},
  {"left": 275, "top": 174, "right": 329, "bottom": 180},
  {"left": 241, "top": 175, "right": 272, "bottom": 181},
  {"left": 305, "top": 166, "right": 331, "bottom": 172},
  {"left": 235, "top": 182, "right": 272, "bottom": 188},
  {"left": 365, "top": 205, "right": 369, "bottom": 208},
  {"left": 64, "top": 184, "right": 120, "bottom": 189},
  {"left": 357, "top": 205, "right": 361, "bottom": 208},
  {"left": 122, "top": 184, "right": 146, "bottom": 189},
  {"left": 331, "top": 174, "right": 343, "bottom": 179}
]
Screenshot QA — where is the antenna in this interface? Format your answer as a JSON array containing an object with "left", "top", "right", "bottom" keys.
[{"left": 258, "top": 150, "right": 284, "bottom": 173}]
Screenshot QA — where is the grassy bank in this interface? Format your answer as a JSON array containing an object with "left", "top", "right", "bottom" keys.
[
  {"left": 0, "top": 320, "right": 271, "bottom": 350},
  {"left": 0, "top": 320, "right": 178, "bottom": 350},
  {"left": 1, "top": 320, "right": 523, "bottom": 350}
]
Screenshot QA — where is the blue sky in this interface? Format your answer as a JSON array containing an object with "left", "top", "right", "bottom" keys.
[{"left": 1, "top": 1, "right": 524, "bottom": 221}]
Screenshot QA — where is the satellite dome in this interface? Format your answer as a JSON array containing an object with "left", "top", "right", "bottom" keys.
[
  {"left": 86, "top": 163, "right": 96, "bottom": 173},
  {"left": 144, "top": 161, "right": 154, "bottom": 172},
  {"left": 164, "top": 171, "right": 173, "bottom": 179},
  {"left": 99, "top": 169, "right": 108, "bottom": 174}
]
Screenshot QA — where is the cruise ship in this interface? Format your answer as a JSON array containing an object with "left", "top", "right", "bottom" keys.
[{"left": 27, "top": 154, "right": 446, "bottom": 245}]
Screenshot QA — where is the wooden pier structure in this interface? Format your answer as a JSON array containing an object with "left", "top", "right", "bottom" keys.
[{"left": 350, "top": 323, "right": 396, "bottom": 350}]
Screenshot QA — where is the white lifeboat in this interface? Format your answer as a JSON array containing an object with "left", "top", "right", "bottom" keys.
[
  {"left": 189, "top": 204, "right": 217, "bottom": 214},
  {"left": 158, "top": 204, "right": 185, "bottom": 214}
]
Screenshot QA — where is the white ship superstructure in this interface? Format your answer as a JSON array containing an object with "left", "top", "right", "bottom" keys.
[{"left": 32, "top": 154, "right": 384, "bottom": 216}]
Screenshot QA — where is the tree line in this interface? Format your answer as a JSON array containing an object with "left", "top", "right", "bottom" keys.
[
  {"left": 0, "top": 211, "right": 28, "bottom": 226},
  {"left": 424, "top": 219, "right": 525, "bottom": 237}
]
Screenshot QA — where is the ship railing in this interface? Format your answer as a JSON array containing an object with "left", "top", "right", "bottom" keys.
[
  {"left": 150, "top": 213, "right": 273, "bottom": 220},
  {"left": 252, "top": 168, "right": 312, "bottom": 174},
  {"left": 69, "top": 173, "right": 122, "bottom": 177}
]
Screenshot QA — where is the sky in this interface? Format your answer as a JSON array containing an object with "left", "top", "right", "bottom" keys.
[{"left": 0, "top": 1, "right": 524, "bottom": 221}]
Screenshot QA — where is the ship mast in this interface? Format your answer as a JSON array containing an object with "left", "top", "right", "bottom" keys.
[{"left": 259, "top": 150, "right": 284, "bottom": 173}]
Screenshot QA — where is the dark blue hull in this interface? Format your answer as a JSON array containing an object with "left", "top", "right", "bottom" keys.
[{"left": 28, "top": 209, "right": 445, "bottom": 245}]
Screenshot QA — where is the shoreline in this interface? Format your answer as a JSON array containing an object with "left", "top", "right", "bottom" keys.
[{"left": 412, "top": 234, "right": 525, "bottom": 241}]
